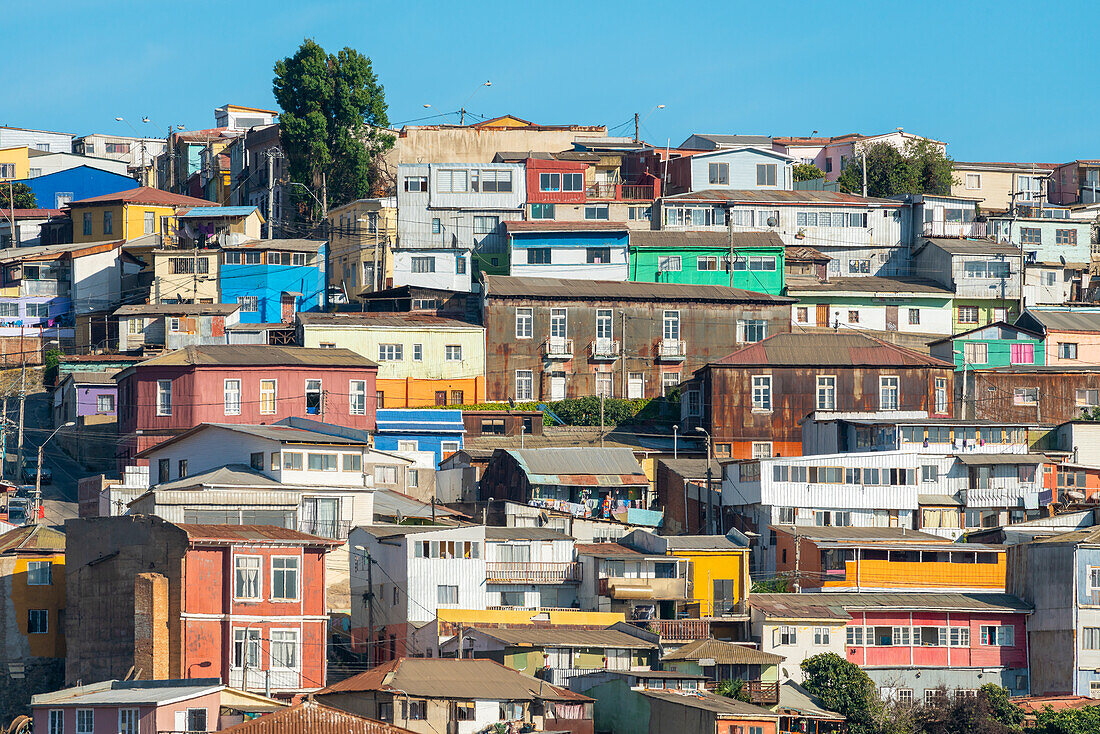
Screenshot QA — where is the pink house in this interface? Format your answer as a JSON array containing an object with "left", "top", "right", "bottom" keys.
[
  {"left": 31, "top": 678, "right": 285, "bottom": 734},
  {"left": 115, "top": 344, "right": 378, "bottom": 469}
]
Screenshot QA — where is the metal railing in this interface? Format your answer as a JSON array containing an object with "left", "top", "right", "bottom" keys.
[
  {"left": 658, "top": 339, "right": 687, "bottom": 359},
  {"left": 584, "top": 183, "right": 657, "bottom": 201},
  {"left": 486, "top": 561, "right": 582, "bottom": 583},
  {"left": 922, "top": 221, "right": 988, "bottom": 238},
  {"left": 543, "top": 338, "right": 574, "bottom": 359},
  {"left": 298, "top": 519, "right": 351, "bottom": 540},
  {"left": 589, "top": 340, "right": 621, "bottom": 359}
]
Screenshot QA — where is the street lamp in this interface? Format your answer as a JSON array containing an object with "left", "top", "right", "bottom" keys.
[
  {"left": 32, "top": 421, "right": 74, "bottom": 525},
  {"left": 694, "top": 427, "right": 713, "bottom": 534},
  {"left": 459, "top": 81, "right": 492, "bottom": 125}
]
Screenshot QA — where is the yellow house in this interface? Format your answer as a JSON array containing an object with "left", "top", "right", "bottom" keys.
[
  {"left": 297, "top": 311, "right": 486, "bottom": 407},
  {"left": 148, "top": 249, "right": 221, "bottom": 303},
  {"left": 326, "top": 197, "right": 397, "bottom": 298},
  {"left": 623, "top": 530, "right": 752, "bottom": 618},
  {"left": 0, "top": 146, "right": 31, "bottom": 181},
  {"left": 0, "top": 525, "right": 66, "bottom": 665},
  {"left": 66, "top": 186, "right": 217, "bottom": 243}
]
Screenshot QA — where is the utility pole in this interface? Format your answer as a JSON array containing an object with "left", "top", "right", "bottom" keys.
[
  {"left": 374, "top": 214, "right": 380, "bottom": 292},
  {"left": 793, "top": 534, "right": 801, "bottom": 592},
  {"left": 633, "top": 113, "right": 640, "bottom": 144},
  {"left": 861, "top": 149, "right": 868, "bottom": 198},
  {"left": 727, "top": 205, "right": 735, "bottom": 287},
  {"left": 167, "top": 127, "right": 175, "bottom": 193},
  {"left": 9, "top": 180, "right": 19, "bottom": 247},
  {"left": 266, "top": 150, "right": 275, "bottom": 240},
  {"left": 33, "top": 442, "right": 44, "bottom": 524},
  {"left": 1, "top": 395, "right": 7, "bottom": 480},
  {"left": 320, "top": 171, "right": 328, "bottom": 218},
  {"left": 15, "top": 328, "right": 25, "bottom": 481}
]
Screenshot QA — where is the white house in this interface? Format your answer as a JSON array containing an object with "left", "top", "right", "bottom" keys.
[{"left": 786, "top": 275, "right": 955, "bottom": 335}]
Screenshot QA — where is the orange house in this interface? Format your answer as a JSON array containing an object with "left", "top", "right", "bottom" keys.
[
  {"left": 773, "top": 526, "right": 1006, "bottom": 592},
  {"left": 1042, "top": 461, "right": 1100, "bottom": 504}
]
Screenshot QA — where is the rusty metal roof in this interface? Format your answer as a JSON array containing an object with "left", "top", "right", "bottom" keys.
[
  {"left": 484, "top": 275, "right": 793, "bottom": 304},
  {"left": 298, "top": 312, "right": 481, "bottom": 329},
  {"left": 711, "top": 332, "right": 953, "bottom": 368},
  {"left": 751, "top": 592, "right": 1030, "bottom": 614},
  {"left": 223, "top": 238, "right": 325, "bottom": 252},
  {"left": 132, "top": 344, "right": 377, "bottom": 368},
  {"left": 784, "top": 245, "right": 831, "bottom": 262},
  {"left": 663, "top": 638, "right": 784, "bottom": 666},
  {"left": 0, "top": 525, "right": 64, "bottom": 555},
  {"left": 629, "top": 230, "right": 785, "bottom": 249},
  {"left": 640, "top": 690, "right": 779, "bottom": 719},
  {"left": 214, "top": 698, "right": 415, "bottom": 734},
  {"left": 319, "top": 658, "right": 591, "bottom": 701},
  {"left": 67, "top": 186, "right": 217, "bottom": 208},
  {"left": 916, "top": 237, "right": 1023, "bottom": 256},
  {"left": 748, "top": 596, "right": 852, "bottom": 621},
  {"left": 786, "top": 276, "right": 952, "bottom": 296},
  {"left": 663, "top": 189, "right": 901, "bottom": 206},
  {"left": 466, "top": 626, "right": 657, "bottom": 649},
  {"left": 504, "top": 447, "right": 649, "bottom": 486},
  {"left": 114, "top": 303, "right": 240, "bottom": 316},
  {"left": 954, "top": 453, "right": 1048, "bottom": 466},
  {"left": 179, "top": 523, "right": 342, "bottom": 547},
  {"left": 505, "top": 221, "right": 629, "bottom": 233}
]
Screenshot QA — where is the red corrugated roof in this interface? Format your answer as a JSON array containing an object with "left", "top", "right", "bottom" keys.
[
  {"left": 711, "top": 332, "right": 953, "bottom": 368},
  {"left": 505, "top": 221, "right": 629, "bottom": 232},
  {"left": 0, "top": 208, "right": 64, "bottom": 219},
  {"left": 179, "top": 524, "right": 341, "bottom": 547},
  {"left": 68, "top": 187, "right": 217, "bottom": 208},
  {"left": 214, "top": 698, "right": 415, "bottom": 734}
]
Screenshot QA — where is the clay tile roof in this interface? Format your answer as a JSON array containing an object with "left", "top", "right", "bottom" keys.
[
  {"left": 710, "top": 332, "right": 953, "bottom": 368},
  {"left": 214, "top": 698, "right": 415, "bottom": 734},
  {"left": 67, "top": 186, "right": 217, "bottom": 208}
]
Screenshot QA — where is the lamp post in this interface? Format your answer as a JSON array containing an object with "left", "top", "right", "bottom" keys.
[
  {"left": 459, "top": 81, "right": 492, "bottom": 125},
  {"left": 114, "top": 116, "right": 148, "bottom": 181},
  {"left": 32, "top": 421, "right": 73, "bottom": 525},
  {"left": 634, "top": 104, "right": 665, "bottom": 143},
  {"left": 694, "top": 427, "right": 713, "bottom": 534}
]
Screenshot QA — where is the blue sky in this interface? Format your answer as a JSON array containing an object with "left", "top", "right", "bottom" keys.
[{"left": 4, "top": 0, "right": 1098, "bottom": 162}]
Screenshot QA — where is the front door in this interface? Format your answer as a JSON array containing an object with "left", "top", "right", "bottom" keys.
[
  {"left": 816, "top": 303, "right": 829, "bottom": 327},
  {"left": 550, "top": 373, "right": 566, "bottom": 401},
  {"left": 280, "top": 293, "right": 296, "bottom": 323},
  {"left": 885, "top": 305, "right": 898, "bottom": 331},
  {"left": 435, "top": 391, "right": 447, "bottom": 406},
  {"left": 627, "top": 372, "right": 644, "bottom": 399}
]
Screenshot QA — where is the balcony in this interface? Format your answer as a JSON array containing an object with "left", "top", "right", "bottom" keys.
[
  {"left": 486, "top": 561, "right": 582, "bottom": 584},
  {"left": 636, "top": 618, "right": 712, "bottom": 641},
  {"left": 922, "top": 221, "right": 989, "bottom": 238},
  {"left": 657, "top": 339, "right": 687, "bottom": 361},
  {"left": 229, "top": 667, "right": 299, "bottom": 691},
  {"left": 298, "top": 519, "right": 351, "bottom": 540},
  {"left": 589, "top": 339, "right": 621, "bottom": 361},
  {"left": 598, "top": 576, "right": 688, "bottom": 600},
  {"left": 585, "top": 183, "right": 657, "bottom": 201},
  {"left": 543, "top": 338, "right": 574, "bottom": 360}
]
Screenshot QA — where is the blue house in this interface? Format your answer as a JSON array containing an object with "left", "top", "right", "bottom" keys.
[
  {"left": 506, "top": 221, "right": 630, "bottom": 281},
  {"left": 218, "top": 238, "right": 326, "bottom": 323},
  {"left": 665, "top": 147, "right": 796, "bottom": 194},
  {"left": 374, "top": 409, "right": 465, "bottom": 465},
  {"left": 17, "top": 166, "right": 138, "bottom": 209}
]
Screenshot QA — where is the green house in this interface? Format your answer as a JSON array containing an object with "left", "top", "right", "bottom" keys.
[
  {"left": 927, "top": 321, "right": 1045, "bottom": 370},
  {"left": 628, "top": 231, "right": 786, "bottom": 295},
  {"left": 661, "top": 638, "right": 783, "bottom": 700}
]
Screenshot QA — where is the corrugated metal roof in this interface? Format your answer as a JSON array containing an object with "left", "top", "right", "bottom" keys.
[
  {"left": 0, "top": 525, "right": 64, "bottom": 554},
  {"left": 506, "top": 447, "right": 647, "bottom": 479},
  {"left": 685, "top": 134, "right": 774, "bottom": 147},
  {"left": 177, "top": 206, "right": 258, "bottom": 218},
  {"left": 784, "top": 245, "right": 831, "bottom": 262},
  {"left": 954, "top": 453, "right": 1047, "bottom": 466},
  {"left": 918, "top": 493, "right": 965, "bottom": 507},
  {"left": 223, "top": 238, "right": 325, "bottom": 252},
  {"left": 114, "top": 303, "right": 240, "bottom": 316},
  {"left": 68, "top": 186, "right": 216, "bottom": 208},
  {"left": 298, "top": 312, "right": 481, "bottom": 329},
  {"left": 918, "top": 238, "right": 1023, "bottom": 256},
  {"left": 468, "top": 626, "right": 657, "bottom": 649},
  {"left": 155, "top": 464, "right": 282, "bottom": 490},
  {"left": 65, "top": 370, "right": 119, "bottom": 385},
  {"left": 0, "top": 239, "right": 123, "bottom": 264},
  {"left": 376, "top": 409, "right": 465, "bottom": 433},
  {"left": 778, "top": 681, "right": 845, "bottom": 721},
  {"left": 214, "top": 699, "right": 414, "bottom": 734},
  {"left": 772, "top": 525, "right": 954, "bottom": 542},
  {"left": 656, "top": 457, "right": 721, "bottom": 479},
  {"left": 786, "top": 276, "right": 952, "bottom": 296},
  {"left": 357, "top": 525, "right": 451, "bottom": 540},
  {"left": 485, "top": 275, "right": 793, "bottom": 304},
  {"left": 505, "top": 221, "right": 629, "bottom": 233},
  {"left": 137, "top": 423, "right": 368, "bottom": 458},
  {"left": 661, "top": 535, "right": 746, "bottom": 551},
  {"left": 748, "top": 596, "right": 852, "bottom": 621},
  {"left": 319, "top": 658, "right": 590, "bottom": 701},
  {"left": 180, "top": 523, "right": 342, "bottom": 546},
  {"left": 751, "top": 592, "right": 1031, "bottom": 613},
  {"left": 664, "top": 189, "right": 901, "bottom": 206},
  {"left": 375, "top": 489, "right": 465, "bottom": 521},
  {"left": 1024, "top": 309, "right": 1100, "bottom": 334},
  {"left": 640, "top": 689, "right": 778, "bottom": 718},
  {"left": 133, "top": 345, "right": 376, "bottom": 368},
  {"left": 712, "top": 332, "right": 953, "bottom": 368},
  {"left": 31, "top": 679, "right": 223, "bottom": 706},
  {"left": 575, "top": 543, "right": 650, "bottom": 558},
  {"left": 484, "top": 527, "right": 572, "bottom": 541},
  {"left": 629, "top": 230, "right": 785, "bottom": 249},
  {"left": 663, "top": 638, "right": 784, "bottom": 665}
]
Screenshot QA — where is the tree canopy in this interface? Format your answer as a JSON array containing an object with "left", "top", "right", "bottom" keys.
[
  {"left": 793, "top": 163, "right": 826, "bottom": 182},
  {"left": 273, "top": 39, "right": 394, "bottom": 216},
  {"left": 801, "top": 653, "right": 880, "bottom": 734},
  {"left": 837, "top": 139, "right": 954, "bottom": 197},
  {"left": 0, "top": 182, "right": 36, "bottom": 209}
]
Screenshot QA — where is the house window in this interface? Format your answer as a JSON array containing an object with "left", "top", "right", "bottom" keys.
[
  {"left": 817, "top": 376, "right": 836, "bottom": 411},
  {"left": 778, "top": 625, "right": 797, "bottom": 645},
  {"left": 584, "top": 205, "right": 610, "bottom": 220},
  {"left": 455, "top": 703, "right": 476, "bottom": 721},
  {"left": 964, "top": 342, "right": 988, "bottom": 364},
  {"left": 404, "top": 175, "right": 428, "bottom": 192},
  {"left": 343, "top": 453, "right": 362, "bottom": 472},
  {"left": 935, "top": 377, "right": 948, "bottom": 414},
  {"left": 259, "top": 379, "right": 277, "bottom": 414},
  {"left": 562, "top": 172, "right": 582, "bottom": 191},
  {"left": 305, "top": 379, "right": 322, "bottom": 415},
  {"left": 597, "top": 373, "right": 614, "bottom": 398},
  {"left": 586, "top": 247, "right": 611, "bottom": 264},
  {"left": 515, "top": 308, "right": 533, "bottom": 339},
  {"left": 796, "top": 307, "right": 808, "bottom": 323},
  {"left": 374, "top": 465, "right": 399, "bottom": 484},
  {"left": 1011, "top": 343, "right": 1034, "bottom": 364},
  {"left": 76, "top": 709, "right": 93, "bottom": 734},
  {"left": 966, "top": 173, "right": 981, "bottom": 189},
  {"left": 445, "top": 345, "right": 463, "bottom": 361},
  {"left": 1014, "top": 387, "right": 1038, "bottom": 405},
  {"left": 661, "top": 372, "right": 680, "bottom": 397},
  {"left": 437, "top": 169, "right": 468, "bottom": 193},
  {"left": 271, "top": 629, "right": 299, "bottom": 669},
  {"left": 411, "top": 256, "right": 436, "bottom": 273},
  {"left": 413, "top": 344, "right": 423, "bottom": 361},
  {"left": 527, "top": 248, "right": 552, "bottom": 264},
  {"left": 1057, "top": 229, "right": 1078, "bottom": 245},
  {"left": 980, "top": 625, "right": 1014, "bottom": 646},
  {"left": 225, "top": 251, "right": 261, "bottom": 265},
  {"left": 908, "top": 308, "right": 920, "bottom": 325},
  {"left": 1077, "top": 389, "right": 1100, "bottom": 407},
  {"left": 539, "top": 172, "right": 561, "bottom": 192},
  {"left": 127, "top": 317, "right": 142, "bottom": 335},
  {"left": 378, "top": 344, "right": 403, "bottom": 361},
  {"left": 156, "top": 380, "right": 172, "bottom": 416},
  {"left": 82, "top": 212, "right": 92, "bottom": 236},
  {"left": 142, "top": 210, "right": 155, "bottom": 234},
  {"left": 814, "top": 627, "right": 830, "bottom": 645},
  {"left": 473, "top": 216, "right": 499, "bottom": 234},
  {"left": 658, "top": 256, "right": 681, "bottom": 272},
  {"left": 531, "top": 203, "right": 555, "bottom": 219},
  {"left": 1020, "top": 228, "right": 1041, "bottom": 245},
  {"left": 515, "top": 370, "right": 533, "bottom": 401},
  {"left": 283, "top": 452, "right": 303, "bottom": 471},
  {"left": 272, "top": 557, "right": 299, "bottom": 600},
  {"left": 236, "top": 296, "right": 259, "bottom": 313},
  {"left": 629, "top": 205, "right": 651, "bottom": 221},
  {"left": 922, "top": 465, "right": 939, "bottom": 482},
  {"left": 308, "top": 453, "right": 339, "bottom": 472},
  {"left": 698, "top": 256, "right": 718, "bottom": 271},
  {"left": 233, "top": 628, "right": 261, "bottom": 669},
  {"left": 877, "top": 376, "right": 899, "bottom": 410},
  {"left": 958, "top": 306, "right": 979, "bottom": 324},
  {"left": 235, "top": 556, "right": 262, "bottom": 599},
  {"left": 96, "top": 394, "right": 115, "bottom": 413},
  {"left": 437, "top": 585, "right": 459, "bottom": 605},
  {"left": 349, "top": 380, "right": 367, "bottom": 415},
  {"left": 752, "top": 375, "right": 772, "bottom": 411},
  {"left": 848, "top": 259, "right": 871, "bottom": 274},
  {"left": 756, "top": 164, "right": 778, "bottom": 186},
  {"left": 663, "top": 310, "right": 680, "bottom": 340},
  {"left": 186, "top": 709, "right": 207, "bottom": 733},
  {"left": 1082, "top": 627, "right": 1100, "bottom": 650},
  {"left": 168, "top": 317, "right": 181, "bottom": 333},
  {"left": 752, "top": 442, "right": 772, "bottom": 458},
  {"left": 431, "top": 218, "right": 441, "bottom": 234},
  {"left": 482, "top": 418, "right": 506, "bottom": 435},
  {"left": 224, "top": 379, "right": 241, "bottom": 415},
  {"left": 103, "top": 211, "right": 113, "bottom": 235},
  {"left": 118, "top": 709, "right": 139, "bottom": 734},
  {"left": 1059, "top": 342, "right": 1078, "bottom": 360},
  {"left": 27, "top": 560, "right": 51, "bottom": 586},
  {"left": 737, "top": 319, "right": 767, "bottom": 343},
  {"left": 709, "top": 162, "right": 729, "bottom": 185},
  {"left": 688, "top": 390, "right": 701, "bottom": 416}
]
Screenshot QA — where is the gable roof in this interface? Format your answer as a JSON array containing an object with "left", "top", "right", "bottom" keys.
[
  {"left": 153, "top": 463, "right": 282, "bottom": 490},
  {"left": 710, "top": 332, "right": 953, "bottom": 368},
  {"left": 915, "top": 237, "right": 1022, "bottom": 256},
  {"left": 67, "top": 186, "right": 216, "bottom": 208},
  {"left": 213, "top": 698, "right": 413, "bottom": 734},
  {"left": 130, "top": 345, "right": 376, "bottom": 369},
  {"left": 1019, "top": 309, "right": 1100, "bottom": 334},
  {"left": 640, "top": 689, "right": 778, "bottom": 719},
  {"left": 178, "top": 523, "right": 342, "bottom": 547},
  {"left": 786, "top": 276, "right": 952, "bottom": 296},
  {"left": 664, "top": 638, "right": 784, "bottom": 666},
  {"left": 784, "top": 245, "right": 831, "bottom": 262},
  {"left": 680, "top": 134, "right": 773, "bottom": 148},
  {"left": 0, "top": 525, "right": 64, "bottom": 554},
  {"left": 319, "top": 658, "right": 589, "bottom": 701},
  {"left": 926, "top": 321, "right": 1043, "bottom": 346},
  {"left": 502, "top": 447, "right": 647, "bottom": 482},
  {"left": 484, "top": 275, "right": 793, "bottom": 305},
  {"left": 464, "top": 626, "right": 657, "bottom": 649},
  {"left": 629, "top": 230, "right": 785, "bottom": 249},
  {"left": 135, "top": 422, "right": 368, "bottom": 458}
]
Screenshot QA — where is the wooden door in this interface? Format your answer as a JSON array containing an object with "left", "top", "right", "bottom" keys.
[
  {"left": 435, "top": 391, "right": 447, "bottom": 406},
  {"left": 816, "top": 304, "right": 829, "bottom": 327},
  {"left": 886, "top": 305, "right": 899, "bottom": 331}
]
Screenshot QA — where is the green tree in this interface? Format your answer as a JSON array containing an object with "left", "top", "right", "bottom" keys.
[
  {"left": 751, "top": 574, "right": 792, "bottom": 593},
  {"left": 913, "top": 687, "right": 1020, "bottom": 734},
  {"left": 801, "top": 653, "right": 879, "bottom": 734},
  {"left": 978, "top": 684, "right": 1023, "bottom": 729},
  {"left": 0, "top": 182, "right": 36, "bottom": 209},
  {"left": 273, "top": 39, "right": 393, "bottom": 216},
  {"left": 793, "top": 163, "right": 825, "bottom": 182},
  {"left": 903, "top": 138, "right": 954, "bottom": 197},
  {"left": 1031, "top": 703, "right": 1100, "bottom": 734},
  {"left": 837, "top": 140, "right": 953, "bottom": 198}
]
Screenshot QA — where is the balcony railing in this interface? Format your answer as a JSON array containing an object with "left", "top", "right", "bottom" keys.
[
  {"left": 657, "top": 339, "right": 687, "bottom": 360},
  {"left": 584, "top": 183, "right": 657, "bottom": 201},
  {"left": 298, "top": 519, "right": 351, "bottom": 540},
  {"left": 636, "top": 618, "right": 712, "bottom": 641},
  {"left": 543, "top": 338, "right": 574, "bottom": 360},
  {"left": 589, "top": 339, "right": 621, "bottom": 360},
  {"left": 599, "top": 576, "right": 688, "bottom": 600},
  {"left": 620, "top": 184, "right": 655, "bottom": 200},
  {"left": 922, "top": 221, "right": 989, "bottom": 238},
  {"left": 743, "top": 680, "right": 780, "bottom": 705},
  {"left": 486, "top": 561, "right": 582, "bottom": 583}
]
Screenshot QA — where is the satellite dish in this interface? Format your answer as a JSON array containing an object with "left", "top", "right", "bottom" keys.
[{"left": 767, "top": 217, "right": 778, "bottom": 227}]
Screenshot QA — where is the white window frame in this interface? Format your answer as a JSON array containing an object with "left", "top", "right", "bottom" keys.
[
  {"left": 965, "top": 173, "right": 981, "bottom": 190},
  {"left": 752, "top": 375, "right": 772, "bottom": 411},
  {"left": 27, "top": 560, "right": 51, "bottom": 586},
  {"left": 224, "top": 378, "right": 241, "bottom": 416},
  {"left": 156, "top": 379, "right": 172, "bottom": 416},
  {"left": 76, "top": 709, "right": 93, "bottom": 734},
  {"left": 658, "top": 255, "right": 681, "bottom": 272},
  {"left": 445, "top": 345, "right": 463, "bottom": 361},
  {"left": 349, "top": 380, "right": 367, "bottom": 416},
  {"left": 515, "top": 308, "right": 533, "bottom": 339},
  {"left": 234, "top": 555, "right": 262, "bottom": 600},
  {"left": 259, "top": 378, "right": 277, "bottom": 415},
  {"left": 879, "top": 376, "right": 899, "bottom": 411},
  {"left": 817, "top": 375, "right": 836, "bottom": 411},
  {"left": 515, "top": 370, "right": 533, "bottom": 401},
  {"left": 118, "top": 709, "right": 139, "bottom": 734},
  {"left": 271, "top": 556, "right": 300, "bottom": 601},
  {"left": 662, "top": 310, "right": 680, "bottom": 340}
]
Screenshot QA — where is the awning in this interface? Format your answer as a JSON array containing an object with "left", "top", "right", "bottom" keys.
[
  {"left": 954, "top": 453, "right": 1047, "bottom": 466},
  {"left": 918, "top": 494, "right": 964, "bottom": 507}
]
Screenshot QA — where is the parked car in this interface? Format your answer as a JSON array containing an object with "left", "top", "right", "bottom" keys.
[{"left": 22, "top": 465, "right": 51, "bottom": 485}]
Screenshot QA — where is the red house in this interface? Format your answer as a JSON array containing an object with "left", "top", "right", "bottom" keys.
[
  {"left": 65, "top": 515, "right": 341, "bottom": 696},
  {"left": 115, "top": 344, "right": 378, "bottom": 467},
  {"left": 521, "top": 155, "right": 661, "bottom": 222}
]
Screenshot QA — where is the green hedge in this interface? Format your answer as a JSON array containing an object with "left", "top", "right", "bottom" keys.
[{"left": 431, "top": 396, "right": 678, "bottom": 427}]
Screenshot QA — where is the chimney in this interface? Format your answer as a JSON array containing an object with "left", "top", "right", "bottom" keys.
[{"left": 134, "top": 572, "right": 169, "bottom": 679}]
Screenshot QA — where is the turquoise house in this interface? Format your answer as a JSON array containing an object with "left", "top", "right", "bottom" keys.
[
  {"left": 628, "top": 230, "right": 785, "bottom": 295},
  {"left": 927, "top": 322, "right": 1046, "bottom": 370}
]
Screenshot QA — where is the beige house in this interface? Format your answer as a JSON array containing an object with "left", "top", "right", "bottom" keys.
[
  {"left": 327, "top": 197, "right": 397, "bottom": 299},
  {"left": 950, "top": 162, "right": 1055, "bottom": 213},
  {"left": 149, "top": 249, "right": 220, "bottom": 303}
]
